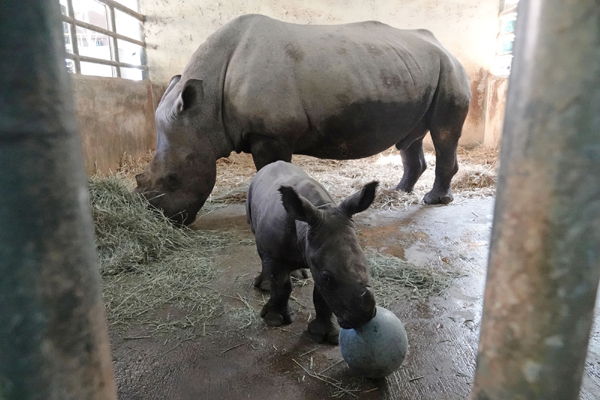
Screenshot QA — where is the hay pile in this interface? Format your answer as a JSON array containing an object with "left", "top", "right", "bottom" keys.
[
  {"left": 90, "top": 175, "right": 226, "bottom": 335},
  {"left": 91, "top": 176, "right": 200, "bottom": 275}
]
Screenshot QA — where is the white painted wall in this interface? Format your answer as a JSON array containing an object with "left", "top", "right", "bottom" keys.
[{"left": 139, "top": 0, "right": 501, "bottom": 146}]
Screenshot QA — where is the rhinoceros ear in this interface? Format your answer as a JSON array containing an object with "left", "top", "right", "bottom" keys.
[
  {"left": 279, "top": 186, "right": 321, "bottom": 226},
  {"left": 175, "top": 79, "right": 204, "bottom": 113},
  {"left": 161, "top": 75, "right": 181, "bottom": 102},
  {"left": 338, "top": 181, "right": 378, "bottom": 217}
]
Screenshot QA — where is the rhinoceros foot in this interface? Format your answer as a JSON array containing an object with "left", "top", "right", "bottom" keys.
[
  {"left": 260, "top": 303, "right": 293, "bottom": 326},
  {"left": 308, "top": 318, "right": 340, "bottom": 345},
  {"left": 423, "top": 189, "right": 454, "bottom": 205}
]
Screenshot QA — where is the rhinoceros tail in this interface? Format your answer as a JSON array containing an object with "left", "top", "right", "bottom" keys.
[{"left": 246, "top": 183, "right": 255, "bottom": 233}]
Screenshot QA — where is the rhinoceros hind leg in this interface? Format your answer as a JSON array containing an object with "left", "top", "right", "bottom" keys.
[
  {"left": 395, "top": 137, "right": 427, "bottom": 193},
  {"left": 307, "top": 287, "right": 340, "bottom": 345},
  {"left": 253, "top": 271, "right": 271, "bottom": 291},
  {"left": 291, "top": 268, "right": 310, "bottom": 280},
  {"left": 423, "top": 126, "right": 462, "bottom": 205},
  {"left": 308, "top": 319, "right": 339, "bottom": 344},
  {"left": 255, "top": 268, "right": 308, "bottom": 292},
  {"left": 423, "top": 80, "right": 469, "bottom": 204},
  {"left": 259, "top": 259, "right": 293, "bottom": 326}
]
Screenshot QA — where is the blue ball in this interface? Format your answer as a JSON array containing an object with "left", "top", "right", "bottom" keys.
[{"left": 338, "top": 306, "right": 408, "bottom": 378}]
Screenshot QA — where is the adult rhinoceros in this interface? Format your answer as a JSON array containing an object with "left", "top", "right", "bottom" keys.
[{"left": 135, "top": 14, "right": 471, "bottom": 224}]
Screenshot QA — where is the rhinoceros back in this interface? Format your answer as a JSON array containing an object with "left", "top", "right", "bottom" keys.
[
  {"left": 246, "top": 161, "right": 334, "bottom": 256},
  {"left": 182, "top": 15, "right": 470, "bottom": 160}
]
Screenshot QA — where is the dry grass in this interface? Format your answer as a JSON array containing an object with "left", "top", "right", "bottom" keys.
[
  {"left": 90, "top": 176, "right": 201, "bottom": 275},
  {"left": 366, "top": 250, "right": 461, "bottom": 308},
  {"left": 115, "top": 150, "right": 155, "bottom": 180},
  {"left": 90, "top": 174, "right": 230, "bottom": 336},
  {"left": 204, "top": 145, "right": 498, "bottom": 212}
]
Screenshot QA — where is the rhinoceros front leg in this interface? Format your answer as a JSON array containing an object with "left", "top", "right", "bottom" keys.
[
  {"left": 423, "top": 127, "right": 460, "bottom": 205},
  {"left": 249, "top": 134, "right": 293, "bottom": 171},
  {"left": 259, "top": 258, "right": 293, "bottom": 326},
  {"left": 307, "top": 286, "right": 339, "bottom": 345}
]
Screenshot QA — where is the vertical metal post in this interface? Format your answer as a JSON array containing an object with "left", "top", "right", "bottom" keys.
[
  {"left": 0, "top": 1, "right": 117, "bottom": 400},
  {"left": 66, "top": 0, "right": 81, "bottom": 74},
  {"left": 109, "top": 5, "right": 121, "bottom": 78},
  {"left": 470, "top": 0, "right": 600, "bottom": 399}
]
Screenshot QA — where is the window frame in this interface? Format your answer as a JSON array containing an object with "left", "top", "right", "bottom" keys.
[
  {"left": 61, "top": 0, "right": 148, "bottom": 79},
  {"left": 493, "top": 0, "right": 519, "bottom": 76}
]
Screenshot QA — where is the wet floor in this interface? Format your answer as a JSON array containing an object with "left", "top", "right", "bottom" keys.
[{"left": 110, "top": 197, "right": 600, "bottom": 399}]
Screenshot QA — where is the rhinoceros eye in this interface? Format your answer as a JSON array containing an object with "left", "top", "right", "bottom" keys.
[
  {"left": 321, "top": 271, "right": 337, "bottom": 291},
  {"left": 165, "top": 173, "right": 181, "bottom": 190}
]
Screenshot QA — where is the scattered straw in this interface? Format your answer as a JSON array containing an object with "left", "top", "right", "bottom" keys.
[
  {"left": 116, "top": 150, "right": 154, "bottom": 181},
  {"left": 366, "top": 250, "right": 460, "bottom": 307},
  {"left": 201, "top": 145, "right": 498, "bottom": 213},
  {"left": 221, "top": 342, "right": 247, "bottom": 353},
  {"left": 293, "top": 359, "right": 358, "bottom": 399},
  {"left": 224, "top": 303, "right": 259, "bottom": 331}
]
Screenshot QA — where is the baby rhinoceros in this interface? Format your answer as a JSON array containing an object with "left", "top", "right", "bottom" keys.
[{"left": 246, "top": 161, "right": 378, "bottom": 344}]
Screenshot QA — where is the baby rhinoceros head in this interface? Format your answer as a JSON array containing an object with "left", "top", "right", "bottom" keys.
[{"left": 279, "top": 181, "right": 379, "bottom": 329}]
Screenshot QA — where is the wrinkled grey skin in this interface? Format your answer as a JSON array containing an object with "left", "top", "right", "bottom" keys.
[
  {"left": 246, "top": 161, "right": 378, "bottom": 344},
  {"left": 136, "top": 14, "right": 471, "bottom": 225}
]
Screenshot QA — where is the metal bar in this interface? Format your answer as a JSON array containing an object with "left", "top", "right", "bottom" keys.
[
  {"left": 470, "top": 0, "right": 600, "bottom": 398},
  {"left": 140, "top": 46, "right": 149, "bottom": 80},
  {"left": 0, "top": 0, "right": 117, "bottom": 399},
  {"left": 66, "top": 0, "right": 80, "bottom": 73},
  {"left": 65, "top": 53, "right": 147, "bottom": 70},
  {"left": 101, "top": 0, "right": 144, "bottom": 22},
  {"left": 61, "top": 15, "right": 145, "bottom": 47},
  {"left": 500, "top": 5, "right": 518, "bottom": 15},
  {"left": 109, "top": 5, "right": 121, "bottom": 78}
]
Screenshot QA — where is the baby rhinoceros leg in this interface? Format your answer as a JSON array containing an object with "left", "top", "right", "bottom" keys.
[
  {"left": 291, "top": 268, "right": 310, "bottom": 280},
  {"left": 255, "top": 268, "right": 309, "bottom": 292},
  {"left": 259, "top": 259, "right": 293, "bottom": 326},
  {"left": 253, "top": 270, "right": 271, "bottom": 291},
  {"left": 307, "top": 287, "right": 339, "bottom": 345}
]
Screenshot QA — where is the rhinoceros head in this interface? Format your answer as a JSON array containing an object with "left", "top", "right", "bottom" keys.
[
  {"left": 135, "top": 76, "right": 216, "bottom": 225},
  {"left": 279, "top": 181, "right": 379, "bottom": 329}
]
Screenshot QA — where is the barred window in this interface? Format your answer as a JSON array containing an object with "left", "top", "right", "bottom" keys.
[
  {"left": 493, "top": 0, "right": 518, "bottom": 76},
  {"left": 59, "top": 0, "right": 147, "bottom": 80}
]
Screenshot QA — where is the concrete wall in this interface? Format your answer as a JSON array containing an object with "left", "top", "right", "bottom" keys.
[
  {"left": 139, "top": 0, "right": 501, "bottom": 147},
  {"left": 72, "top": 75, "right": 156, "bottom": 175},
  {"left": 483, "top": 77, "right": 509, "bottom": 149}
]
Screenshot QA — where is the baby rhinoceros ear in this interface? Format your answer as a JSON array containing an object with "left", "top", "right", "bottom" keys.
[
  {"left": 279, "top": 186, "right": 321, "bottom": 226},
  {"left": 338, "top": 181, "right": 379, "bottom": 217}
]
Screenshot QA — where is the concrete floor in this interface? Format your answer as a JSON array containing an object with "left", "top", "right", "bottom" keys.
[{"left": 110, "top": 197, "right": 600, "bottom": 399}]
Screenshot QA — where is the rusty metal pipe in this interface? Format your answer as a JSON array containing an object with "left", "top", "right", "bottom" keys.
[
  {"left": 470, "top": 0, "right": 600, "bottom": 398},
  {"left": 0, "top": 1, "right": 116, "bottom": 399}
]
